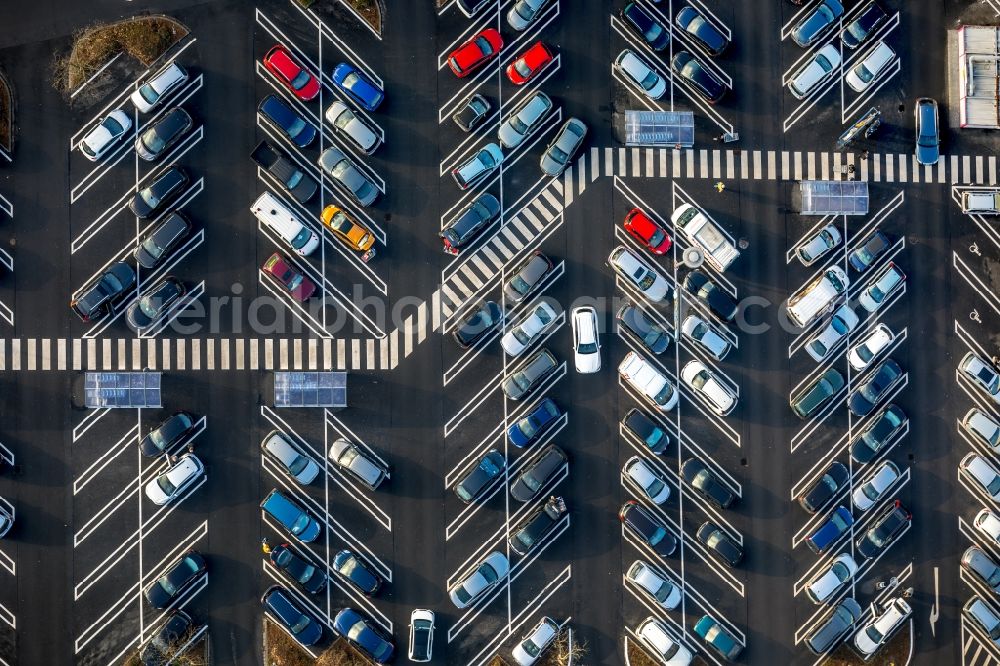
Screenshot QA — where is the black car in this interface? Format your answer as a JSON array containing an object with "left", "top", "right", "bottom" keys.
[
  {"left": 130, "top": 166, "right": 189, "bottom": 219},
  {"left": 136, "top": 107, "right": 193, "bottom": 161},
  {"left": 675, "top": 6, "right": 728, "bottom": 55},
  {"left": 258, "top": 94, "right": 317, "bottom": 148},
  {"left": 440, "top": 193, "right": 501, "bottom": 253},
  {"left": 270, "top": 542, "right": 327, "bottom": 594},
  {"left": 508, "top": 496, "right": 567, "bottom": 555},
  {"left": 126, "top": 277, "right": 186, "bottom": 332},
  {"left": 671, "top": 51, "right": 725, "bottom": 104},
  {"left": 455, "top": 449, "right": 506, "bottom": 504},
  {"left": 848, "top": 359, "right": 904, "bottom": 417},
  {"left": 263, "top": 586, "right": 323, "bottom": 647},
  {"left": 684, "top": 270, "right": 737, "bottom": 323},
  {"left": 682, "top": 458, "right": 735, "bottom": 509},
  {"left": 848, "top": 230, "right": 891, "bottom": 272},
  {"left": 841, "top": 0, "right": 887, "bottom": 49},
  {"left": 141, "top": 411, "right": 197, "bottom": 457},
  {"left": 135, "top": 211, "right": 193, "bottom": 269},
  {"left": 333, "top": 549, "right": 382, "bottom": 595},
  {"left": 619, "top": 500, "right": 677, "bottom": 557},
  {"left": 850, "top": 404, "right": 907, "bottom": 464},
  {"left": 145, "top": 550, "right": 206, "bottom": 609},
  {"left": 696, "top": 522, "right": 743, "bottom": 568},
  {"left": 856, "top": 500, "right": 910, "bottom": 559},
  {"left": 797, "top": 461, "right": 849, "bottom": 513},
  {"left": 622, "top": 408, "right": 669, "bottom": 455},
  {"left": 140, "top": 610, "right": 195, "bottom": 665},
  {"left": 790, "top": 0, "right": 843, "bottom": 47},
  {"left": 453, "top": 301, "right": 503, "bottom": 348},
  {"left": 620, "top": 2, "right": 670, "bottom": 51},
  {"left": 510, "top": 445, "right": 567, "bottom": 502},
  {"left": 616, "top": 303, "right": 671, "bottom": 354},
  {"left": 453, "top": 93, "right": 491, "bottom": 132},
  {"left": 333, "top": 608, "right": 395, "bottom": 664},
  {"left": 70, "top": 261, "right": 136, "bottom": 322}
]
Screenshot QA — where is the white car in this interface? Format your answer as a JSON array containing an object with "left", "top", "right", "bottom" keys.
[
  {"left": 608, "top": 245, "right": 670, "bottom": 303},
  {"left": 571, "top": 306, "right": 601, "bottom": 373},
  {"left": 853, "top": 597, "right": 911, "bottom": 658},
  {"left": 681, "top": 315, "right": 731, "bottom": 361},
  {"left": 623, "top": 456, "right": 671, "bottom": 504},
  {"left": 963, "top": 408, "right": 1000, "bottom": 453},
  {"left": 852, "top": 460, "right": 900, "bottom": 511},
  {"left": 805, "top": 304, "right": 859, "bottom": 362},
  {"left": 614, "top": 49, "right": 667, "bottom": 100},
  {"left": 325, "top": 100, "right": 381, "bottom": 154},
  {"left": 131, "top": 61, "right": 189, "bottom": 113},
  {"left": 977, "top": 508, "right": 1000, "bottom": 547},
  {"left": 636, "top": 617, "right": 693, "bottom": 666},
  {"left": 805, "top": 553, "right": 858, "bottom": 604},
  {"left": 847, "top": 323, "right": 894, "bottom": 371},
  {"left": 961, "top": 453, "right": 1000, "bottom": 502},
  {"left": 511, "top": 616, "right": 559, "bottom": 666},
  {"left": 960, "top": 352, "right": 1000, "bottom": 404},
  {"left": 144, "top": 453, "right": 205, "bottom": 505},
  {"left": 788, "top": 43, "right": 841, "bottom": 99},
  {"left": 845, "top": 40, "right": 896, "bottom": 92},
  {"left": 408, "top": 609, "right": 435, "bottom": 662},
  {"left": 498, "top": 91, "right": 554, "bottom": 150},
  {"left": 625, "top": 560, "right": 682, "bottom": 610},
  {"left": 502, "top": 301, "right": 558, "bottom": 357},
  {"left": 449, "top": 551, "right": 509, "bottom": 609},
  {"left": 619, "top": 351, "right": 678, "bottom": 411},
  {"left": 858, "top": 262, "right": 905, "bottom": 312},
  {"left": 507, "top": 0, "right": 552, "bottom": 31},
  {"left": 80, "top": 109, "right": 132, "bottom": 161},
  {"left": 260, "top": 430, "right": 320, "bottom": 485},
  {"left": 681, "top": 360, "right": 737, "bottom": 416},
  {"left": 797, "top": 224, "right": 841, "bottom": 266}
]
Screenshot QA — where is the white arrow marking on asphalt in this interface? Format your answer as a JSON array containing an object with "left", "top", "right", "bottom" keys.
[{"left": 929, "top": 566, "right": 940, "bottom": 637}]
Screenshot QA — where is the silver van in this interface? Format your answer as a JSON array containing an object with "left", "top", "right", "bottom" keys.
[{"left": 962, "top": 190, "right": 1000, "bottom": 214}]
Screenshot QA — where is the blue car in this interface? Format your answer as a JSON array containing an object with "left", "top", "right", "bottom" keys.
[
  {"left": 261, "top": 489, "right": 321, "bottom": 543},
  {"left": 262, "top": 585, "right": 324, "bottom": 647},
  {"left": 333, "top": 608, "right": 395, "bottom": 664},
  {"left": 507, "top": 398, "right": 562, "bottom": 448},
  {"left": 332, "top": 63, "right": 384, "bottom": 112},
  {"left": 675, "top": 6, "right": 729, "bottom": 56},
  {"left": 333, "top": 549, "right": 382, "bottom": 595},
  {"left": 258, "top": 95, "right": 317, "bottom": 148},
  {"left": 693, "top": 615, "right": 743, "bottom": 660},
  {"left": 791, "top": 0, "right": 843, "bottom": 47},
  {"left": 806, "top": 506, "right": 854, "bottom": 554}
]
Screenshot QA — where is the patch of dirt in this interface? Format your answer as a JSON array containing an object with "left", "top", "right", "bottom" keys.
[
  {"left": 314, "top": 0, "right": 382, "bottom": 35},
  {"left": 315, "top": 638, "right": 374, "bottom": 666},
  {"left": 626, "top": 641, "right": 659, "bottom": 666},
  {"left": 265, "top": 620, "right": 315, "bottom": 666}
]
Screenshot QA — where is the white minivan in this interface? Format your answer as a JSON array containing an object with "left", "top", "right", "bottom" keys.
[{"left": 251, "top": 191, "right": 320, "bottom": 256}]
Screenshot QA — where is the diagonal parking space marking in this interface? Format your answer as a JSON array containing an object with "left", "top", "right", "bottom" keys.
[
  {"left": 137, "top": 281, "right": 206, "bottom": 339},
  {"left": 73, "top": 424, "right": 141, "bottom": 494},
  {"left": 954, "top": 252, "right": 1000, "bottom": 316},
  {"left": 257, "top": 271, "right": 329, "bottom": 339},
  {"left": 72, "top": 407, "right": 112, "bottom": 442},
  {"left": 0, "top": 603, "right": 13, "bottom": 631},
  {"left": 288, "top": 0, "right": 386, "bottom": 77},
  {"left": 952, "top": 186, "right": 1000, "bottom": 250}
]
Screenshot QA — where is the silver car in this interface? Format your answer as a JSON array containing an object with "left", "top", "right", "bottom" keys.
[
  {"left": 962, "top": 547, "right": 1000, "bottom": 594},
  {"left": 963, "top": 408, "right": 1000, "bottom": 452},
  {"left": 261, "top": 430, "right": 320, "bottom": 485},
  {"left": 498, "top": 91, "right": 554, "bottom": 150},
  {"left": 540, "top": 117, "right": 587, "bottom": 176},
  {"left": 507, "top": 0, "right": 552, "bottom": 31},
  {"left": 324, "top": 100, "right": 381, "bottom": 154},
  {"left": 797, "top": 224, "right": 841, "bottom": 266},
  {"left": 858, "top": 262, "right": 905, "bottom": 312},
  {"left": 681, "top": 314, "right": 731, "bottom": 361},
  {"left": 960, "top": 352, "right": 1000, "bottom": 404},
  {"left": 328, "top": 437, "right": 388, "bottom": 490},
  {"left": 614, "top": 49, "right": 667, "bottom": 100},
  {"left": 131, "top": 61, "right": 189, "bottom": 113},
  {"left": 317, "top": 147, "right": 379, "bottom": 207},
  {"left": 449, "top": 551, "right": 509, "bottom": 608}
]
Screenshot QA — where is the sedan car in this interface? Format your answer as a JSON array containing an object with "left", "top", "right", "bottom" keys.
[
  {"left": 333, "top": 549, "right": 382, "bottom": 595},
  {"left": 806, "top": 506, "right": 854, "bottom": 554},
  {"left": 135, "top": 107, "right": 193, "bottom": 161},
  {"left": 788, "top": 44, "right": 841, "bottom": 99},
  {"left": 849, "top": 403, "right": 907, "bottom": 464},
  {"left": 126, "top": 277, "right": 185, "bottom": 332},
  {"left": 681, "top": 360, "right": 737, "bottom": 416},
  {"left": 617, "top": 303, "right": 672, "bottom": 355},
  {"left": 806, "top": 553, "right": 858, "bottom": 604},
  {"left": 140, "top": 411, "right": 197, "bottom": 457},
  {"left": 508, "top": 496, "right": 567, "bottom": 556},
  {"left": 453, "top": 300, "right": 503, "bottom": 348},
  {"left": 262, "top": 252, "right": 316, "bottom": 302},
  {"left": 852, "top": 461, "right": 901, "bottom": 512},
  {"left": 449, "top": 551, "right": 509, "bottom": 608},
  {"left": 846, "top": 40, "right": 896, "bottom": 92},
  {"left": 321, "top": 205, "right": 376, "bottom": 253},
  {"left": 622, "top": 408, "right": 669, "bottom": 455},
  {"left": 504, "top": 251, "right": 553, "bottom": 303},
  {"left": 80, "top": 110, "right": 132, "bottom": 161},
  {"left": 145, "top": 453, "right": 205, "bottom": 505},
  {"left": 328, "top": 437, "right": 388, "bottom": 490},
  {"left": 502, "top": 301, "right": 558, "bottom": 357},
  {"left": 791, "top": 0, "right": 843, "bottom": 47},
  {"left": 325, "top": 100, "right": 381, "bottom": 154},
  {"left": 452, "top": 142, "right": 504, "bottom": 190},
  {"left": 855, "top": 500, "right": 911, "bottom": 559},
  {"left": 540, "top": 117, "right": 587, "bottom": 177},
  {"left": 805, "top": 304, "right": 859, "bottom": 362},
  {"left": 130, "top": 165, "right": 189, "bottom": 219},
  {"left": 848, "top": 230, "right": 892, "bottom": 272},
  {"left": 448, "top": 28, "right": 503, "bottom": 77},
  {"left": 510, "top": 445, "right": 567, "bottom": 502},
  {"left": 609, "top": 245, "right": 670, "bottom": 303},
  {"left": 70, "top": 261, "right": 136, "bottom": 322},
  {"left": 684, "top": 270, "right": 737, "bottom": 323},
  {"left": 263, "top": 44, "right": 320, "bottom": 101},
  {"left": 408, "top": 609, "right": 435, "bottom": 663},
  {"left": 507, "top": 0, "right": 552, "bottom": 31},
  {"left": 498, "top": 91, "right": 553, "bottom": 150},
  {"left": 682, "top": 458, "right": 735, "bottom": 509},
  {"left": 624, "top": 456, "right": 670, "bottom": 505},
  {"left": 135, "top": 211, "right": 192, "bottom": 269},
  {"left": 962, "top": 453, "right": 1000, "bottom": 502},
  {"left": 798, "top": 461, "right": 850, "bottom": 513},
  {"left": 502, "top": 348, "right": 559, "bottom": 400},
  {"left": 145, "top": 550, "right": 206, "bottom": 609},
  {"left": 318, "top": 147, "right": 379, "bottom": 207},
  {"left": 841, "top": 0, "right": 888, "bottom": 49},
  {"left": 636, "top": 618, "right": 693, "bottom": 666},
  {"left": 269, "top": 542, "right": 327, "bottom": 594},
  {"left": 675, "top": 6, "right": 728, "bottom": 55},
  {"left": 848, "top": 323, "right": 894, "bottom": 371},
  {"left": 440, "top": 192, "right": 501, "bottom": 254},
  {"left": 963, "top": 546, "right": 1000, "bottom": 595},
  {"left": 694, "top": 615, "right": 743, "bottom": 661},
  {"left": 792, "top": 367, "right": 845, "bottom": 418},
  {"left": 571, "top": 306, "right": 601, "bottom": 373},
  {"left": 806, "top": 598, "right": 862, "bottom": 655},
  {"left": 332, "top": 62, "right": 384, "bottom": 111},
  {"left": 847, "top": 359, "right": 904, "bottom": 417},
  {"left": 697, "top": 522, "right": 743, "bottom": 568},
  {"left": 624, "top": 208, "right": 672, "bottom": 255},
  {"left": 456, "top": 449, "right": 506, "bottom": 503},
  {"left": 797, "top": 223, "right": 841, "bottom": 266},
  {"left": 621, "top": 2, "right": 670, "bottom": 51},
  {"left": 258, "top": 95, "right": 317, "bottom": 147},
  {"left": 671, "top": 51, "right": 725, "bottom": 104},
  {"left": 614, "top": 49, "right": 666, "bottom": 100},
  {"left": 453, "top": 93, "right": 491, "bottom": 132},
  {"left": 960, "top": 352, "right": 1000, "bottom": 404},
  {"left": 262, "top": 585, "right": 323, "bottom": 647},
  {"left": 619, "top": 500, "right": 677, "bottom": 557},
  {"left": 506, "top": 41, "right": 554, "bottom": 85},
  {"left": 963, "top": 408, "right": 1000, "bottom": 452},
  {"left": 131, "top": 61, "right": 188, "bottom": 113},
  {"left": 507, "top": 398, "right": 562, "bottom": 448},
  {"left": 914, "top": 97, "right": 940, "bottom": 166},
  {"left": 626, "top": 560, "right": 681, "bottom": 610},
  {"left": 680, "top": 314, "right": 730, "bottom": 360}
]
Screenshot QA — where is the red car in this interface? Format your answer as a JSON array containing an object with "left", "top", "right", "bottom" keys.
[
  {"left": 624, "top": 208, "right": 672, "bottom": 255},
  {"left": 448, "top": 29, "right": 504, "bottom": 78},
  {"left": 506, "top": 41, "right": 554, "bottom": 85},
  {"left": 262, "top": 252, "right": 316, "bottom": 302},
  {"left": 263, "top": 45, "right": 320, "bottom": 101}
]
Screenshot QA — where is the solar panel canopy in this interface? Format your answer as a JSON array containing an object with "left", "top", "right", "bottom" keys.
[
  {"left": 624, "top": 110, "right": 695, "bottom": 147},
  {"left": 274, "top": 372, "right": 347, "bottom": 408},
  {"left": 84, "top": 372, "right": 162, "bottom": 408},
  {"left": 795, "top": 180, "right": 869, "bottom": 216}
]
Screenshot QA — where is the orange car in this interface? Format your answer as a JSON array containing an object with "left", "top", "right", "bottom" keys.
[{"left": 321, "top": 205, "right": 375, "bottom": 253}]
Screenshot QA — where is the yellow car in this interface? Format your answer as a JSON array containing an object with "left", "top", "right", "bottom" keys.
[{"left": 321, "top": 205, "right": 375, "bottom": 252}]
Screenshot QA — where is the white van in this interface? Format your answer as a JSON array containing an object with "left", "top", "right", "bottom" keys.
[
  {"left": 619, "top": 351, "right": 678, "bottom": 411},
  {"left": 962, "top": 190, "right": 1000, "bottom": 214},
  {"left": 787, "top": 266, "right": 849, "bottom": 328},
  {"left": 251, "top": 191, "right": 320, "bottom": 256}
]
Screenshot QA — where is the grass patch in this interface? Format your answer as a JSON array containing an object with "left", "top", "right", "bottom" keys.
[
  {"left": 627, "top": 640, "right": 660, "bottom": 666},
  {"left": 265, "top": 620, "right": 315, "bottom": 666},
  {"left": 823, "top": 622, "right": 910, "bottom": 666}
]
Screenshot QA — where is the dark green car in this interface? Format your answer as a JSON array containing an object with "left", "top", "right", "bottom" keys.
[{"left": 791, "top": 368, "right": 845, "bottom": 419}]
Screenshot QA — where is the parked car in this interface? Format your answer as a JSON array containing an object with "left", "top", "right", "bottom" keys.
[
  {"left": 693, "top": 615, "right": 743, "bottom": 660},
  {"left": 262, "top": 252, "right": 316, "bottom": 302},
  {"left": 841, "top": 0, "right": 888, "bottom": 49},
  {"left": 440, "top": 192, "right": 501, "bottom": 254},
  {"left": 130, "top": 165, "right": 189, "bottom": 219},
  {"left": 571, "top": 306, "right": 601, "bottom": 373},
  {"left": 683, "top": 458, "right": 735, "bottom": 509},
  {"left": 636, "top": 617, "right": 693, "bottom": 666},
  {"left": 788, "top": 44, "right": 841, "bottom": 99},
  {"left": 671, "top": 51, "right": 725, "bottom": 104},
  {"left": 140, "top": 411, "right": 197, "bottom": 457},
  {"left": 856, "top": 499, "right": 910, "bottom": 559},
  {"left": 453, "top": 93, "right": 491, "bottom": 132},
  {"left": 791, "top": 0, "right": 843, "bottom": 46},
  {"left": 797, "top": 224, "right": 841, "bottom": 266},
  {"left": 453, "top": 300, "right": 503, "bottom": 348},
  {"left": 964, "top": 596, "right": 1000, "bottom": 648},
  {"left": 263, "top": 44, "right": 320, "bottom": 101},
  {"left": 408, "top": 609, "right": 435, "bottom": 663},
  {"left": 507, "top": 0, "right": 553, "bottom": 31},
  {"left": 614, "top": 49, "right": 667, "bottom": 100},
  {"left": 453, "top": 142, "right": 504, "bottom": 190},
  {"left": 850, "top": 403, "right": 907, "bottom": 463},
  {"left": 512, "top": 617, "right": 560, "bottom": 666},
  {"left": 71, "top": 261, "right": 136, "bottom": 322},
  {"left": 853, "top": 597, "right": 911, "bottom": 658},
  {"left": 792, "top": 368, "right": 845, "bottom": 418},
  {"left": 135, "top": 107, "right": 193, "bottom": 161},
  {"left": 540, "top": 117, "right": 587, "bottom": 177},
  {"left": 675, "top": 6, "right": 728, "bottom": 55},
  {"left": 962, "top": 453, "right": 1000, "bottom": 502},
  {"left": 618, "top": 303, "right": 672, "bottom": 355},
  {"left": 506, "top": 41, "right": 554, "bottom": 85},
  {"left": 504, "top": 251, "right": 553, "bottom": 303},
  {"left": 620, "top": 2, "right": 670, "bottom": 51},
  {"left": 333, "top": 608, "right": 394, "bottom": 663},
  {"left": 963, "top": 547, "right": 1000, "bottom": 594},
  {"left": 852, "top": 461, "right": 901, "bottom": 511},
  {"left": 328, "top": 438, "right": 387, "bottom": 490},
  {"left": 318, "top": 147, "right": 379, "bottom": 207},
  {"left": 848, "top": 324, "right": 894, "bottom": 371},
  {"left": 140, "top": 610, "right": 196, "bottom": 664},
  {"left": 449, "top": 551, "right": 509, "bottom": 608},
  {"left": 806, "top": 553, "right": 858, "bottom": 604},
  {"left": 145, "top": 550, "right": 206, "bottom": 609},
  {"left": 619, "top": 351, "right": 679, "bottom": 411},
  {"left": 325, "top": 100, "right": 381, "bottom": 154},
  {"left": 962, "top": 190, "right": 1000, "bottom": 214},
  {"left": 914, "top": 97, "right": 940, "bottom": 166},
  {"left": 498, "top": 91, "right": 553, "bottom": 150},
  {"left": 848, "top": 230, "right": 892, "bottom": 272},
  {"left": 684, "top": 270, "right": 736, "bottom": 322},
  {"left": 261, "top": 430, "right": 320, "bottom": 484},
  {"left": 806, "top": 506, "right": 854, "bottom": 554},
  {"left": 502, "top": 301, "right": 558, "bottom": 357},
  {"left": 624, "top": 208, "right": 672, "bottom": 255},
  {"left": 626, "top": 560, "right": 681, "bottom": 610},
  {"left": 80, "top": 110, "right": 132, "bottom": 161},
  {"left": 508, "top": 496, "right": 567, "bottom": 556},
  {"left": 145, "top": 453, "right": 205, "bottom": 505},
  {"left": 260, "top": 489, "right": 321, "bottom": 542},
  {"left": 262, "top": 586, "right": 323, "bottom": 647},
  {"left": 848, "top": 359, "right": 904, "bottom": 417},
  {"left": 805, "top": 304, "right": 859, "bottom": 362},
  {"left": 510, "top": 445, "right": 567, "bottom": 502},
  {"left": 960, "top": 352, "right": 1000, "bottom": 404},
  {"left": 622, "top": 408, "right": 670, "bottom": 455},
  {"left": 798, "top": 461, "right": 849, "bottom": 513},
  {"left": 135, "top": 211, "right": 192, "bottom": 269},
  {"left": 456, "top": 449, "right": 506, "bottom": 503},
  {"left": 963, "top": 408, "right": 1000, "bottom": 452},
  {"left": 696, "top": 522, "right": 743, "bottom": 568},
  {"left": 845, "top": 40, "right": 896, "bottom": 92},
  {"left": 680, "top": 314, "right": 730, "bottom": 360},
  {"left": 131, "top": 61, "right": 188, "bottom": 113},
  {"left": 624, "top": 456, "right": 670, "bottom": 504},
  {"left": 507, "top": 398, "right": 562, "bottom": 448},
  {"left": 806, "top": 598, "right": 862, "bottom": 655},
  {"left": 251, "top": 140, "right": 317, "bottom": 203},
  {"left": 269, "top": 542, "right": 327, "bottom": 593},
  {"left": 258, "top": 95, "right": 317, "bottom": 147},
  {"left": 126, "top": 277, "right": 185, "bottom": 332},
  {"left": 321, "top": 206, "right": 376, "bottom": 254},
  {"left": 619, "top": 500, "right": 677, "bottom": 557},
  {"left": 0, "top": 505, "right": 11, "bottom": 539},
  {"left": 609, "top": 245, "right": 670, "bottom": 303},
  {"left": 503, "top": 348, "right": 559, "bottom": 400},
  {"left": 448, "top": 29, "right": 503, "bottom": 77},
  {"left": 332, "top": 62, "right": 384, "bottom": 111},
  {"left": 681, "top": 360, "right": 737, "bottom": 416},
  {"left": 977, "top": 508, "right": 1000, "bottom": 547},
  {"left": 333, "top": 549, "right": 382, "bottom": 595}
]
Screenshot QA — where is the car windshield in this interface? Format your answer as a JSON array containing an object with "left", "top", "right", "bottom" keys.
[
  {"left": 140, "top": 187, "right": 161, "bottom": 208},
  {"left": 523, "top": 637, "right": 543, "bottom": 657},
  {"left": 645, "top": 477, "right": 666, "bottom": 498},
  {"left": 291, "top": 513, "right": 311, "bottom": 534},
  {"left": 831, "top": 513, "right": 849, "bottom": 530},
  {"left": 635, "top": 270, "right": 655, "bottom": 290},
  {"left": 578, "top": 341, "right": 598, "bottom": 353},
  {"left": 138, "top": 83, "right": 159, "bottom": 104},
  {"left": 141, "top": 235, "right": 165, "bottom": 259},
  {"left": 481, "top": 457, "right": 500, "bottom": 475},
  {"left": 296, "top": 563, "right": 317, "bottom": 584},
  {"left": 522, "top": 471, "right": 542, "bottom": 492},
  {"left": 989, "top": 477, "right": 1000, "bottom": 496},
  {"left": 648, "top": 526, "right": 667, "bottom": 545},
  {"left": 857, "top": 343, "right": 876, "bottom": 362},
  {"left": 516, "top": 529, "right": 537, "bottom": 548},
  {"left": 648, "top": 229, "right": 666, "bottom": 247},
  {"left": 158, "top": 575, "right": 177, "bottom": 596},
  {"left": 337, "top": 555, "right": 359, "bottom": 576},
  {"left": 856, "top": 246, "right": 874, "bottom": 263},
  {"left": 286, "top": 116, "right": 307, "bottom": 136},
  {"left": 865, "top": 625, "right": 884, "bottom": 644},
  {"left": 510, "top": 276, "right": 532, "bottom": 295},
  {"left": 654, "top": 384, "right": 674, "bottom": 405},
  {"left": 514, "top": 61, "right": 532, "bottom": 77},
  {"left": 547, "top": 145, "right": 568, "bottom": 163},
  {"left": 862, "top": 481, "right": 882, "bottom": 501},
  {"left": 510, "top": 116, "right": 529, "bottom": 134},
  {"left": 654, "top": 581, "right": 673, "bottom": 603},
  {"left": 640, "top": 71, "right": 659, "bottom": 90},
  {"left": 645, "top": 428, "right": 665, "bottom": 447},
  {"left": 142, "top": 128, "right": 167, "bottom": 153},
  {"left": 291, "top": 228, "right": 313, "bottom": 250},
  {"left": 642, "top": 327, "right": 664, "bottom": 347},
  {"left": 831, "top": 562, "right": 850, "bottom": 581},
  {"left": 290, "top": 614, "right": 311, "bottom": 633},
  {"left": 518, "top": 415, "right": 539, "bottom": 438},
  {"left": 645, "top": 22, "right": 664, "bottom": 41},
  {"left": 140, "top": 296, "right": 162, "bottom": 318},
  {"left": 290, "top": 71, "right": 311, "bottom": 90},
  {"left": 690, "top": 373, "right": 708, "bottom": 391},
  {"left": 156, "top": 475, "right": 177, "bottom": 496},
  {"left": 869, "top": 284, "right": 885, "bottom": 301},
  {"left": 103, "top": 116, "right": 125, "bottom": 135},
  {"left": 343, "top": 72, "right": 362, "bottom": 89},
  {"left": 815, "top": 54, "right": 833, "bottom": 72},
  {"left": 856, "top": 63, "right": 876, "bottom": 83}
]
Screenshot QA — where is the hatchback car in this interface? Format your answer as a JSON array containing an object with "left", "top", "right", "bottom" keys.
[
  {"left": 962, "top": 453, "right": 1000, "bottom": 502},
  {"left": 853, "top": 597, "right": 911, "bottom": 658},
  {"left": 440, "top": 192, "right": 501, "bottom": 253},
  {"left": 126, "top": 277, "right": 185, "bottom": 332},
  {"left": 914, "top": 97, "right": 940, "bottom": 166},
  {"left": 318, "top": 147, "right": 379, "bottom": 207},
  {"left": 675, "top": 6, "right": 728, "bottom": 55},
  {"left": 841, "top": 0, "right": 888, "bottom": 49},
  {"left": 636, "top": 617, "right": 693, "bottom": 666},
  {"left": 262, "top": 585, "right": 323, "bottom": 647},
  {"left": 963, "top": 408, "right": 1000, "bottom": 452},
  {"left": 258, "top": 95, "right": 317, "bottom": 147},
  {"left": 540, "top": 117, "right": 587, "bottom": 177},
  {"left": 683, "top": 458, "right": 735, "bottom": 509},
  {"left": 145, "top": 453, "right": 205, "bottom": 505},
  {"left": 408, "top": 609, "right": 435, "bottom": 663},
  {"left": 269, "top": 542, "right": 327, "bottom": 594},
  {"left": 571, "top": 306, "right": 601, "bottom": 373},
  {"left": 798, "top": 461, "right": 849, "bottom": 513},
  {"left": 806, "top": 598, "right": 862, "bottom": 655},
  {"left": 325, "top": 100, "right": 381, "bottom": 154},
  {"left": 806, "top": 553, "right": 858, "bottom": 604},
  {"left": 453, "top": 142, "right": 504, "bottom": 190},
  {"left": 848, "top": 323, "right": 894, "bottom": 371},
  {"left": 614, "top": 49, "right": 667, "bottom": 100},
  {"left": 626, "top": 560, "right": 681, "bottom": 610},
  {"left": 448, "top": 29, "right": 503, "bottom": 77},
  {"left": 792, "top": 368, "right": 845, "bottom": 418},
  {"left": 503, "top": 348, "right": 559, "bottom": 400},
  {"left": 80, "top": 110, "right": 132, "bottom": 161},
  {"left": 333, "top": 550, "right": 382, "bottom": 595},
  {"left": 856, "top": 500, "right": 911, "bottom": 559},
  {"left": 791, "top": 0, "right": 843, "bottom": 47},
  {"left": 852, "top": 460, "right": 900, "bottom": 512},
  {"left": 684, "top": 270, "right": 737, "bottom": 323},
  {"left": 453, "top": 300, "right": 503, "bottom": 348},
  {"left": 806, "top": 506, "right": 854, "bottom": 554},
  {"left": 262, "top": 252, "right": 316, "bottom": 302},
  {"left": 618, "top": 303, "right": 672, "bottom": 355},
  {"left": 964, "top": 596, "right": 1000, "bottom": 648},
  {"left": 624, "top": 208, "right": 672, "bottom": 255},
  {"left": 504, "top": 251, "right": 553, "bottom": 303},
  {"left": 680, "top": 314, "right": 730, "bottom": 361},
  {"left": 328, "top": 438, "right": 388, "bottom": 490},
  {"left": 693, "top": 615, "right": 743, "bottom": 660},
  {"left": 130, "top": 166, "right": 189, "bottom": 219},
  {"left": 332, "top": 609, "right": 394, "bottom": 663},
  {"left": 502, "top": 301, "right": 558, "bottom": 357},
  {"left": 332, "top": 62, "right": 384, "bottom": 111},
  {"left": 71, "top": 261, "right": 136, "bottom": 322},
  {"left": 512, "top": 617, "right": 560, "bottom": 666},
  {"left": 619, "top": 500, "right": 677, "bottom": 557},
  {"left": 456, "top": 449, "right": 506, "bottom": 503},
  {"left": 848, "top": 359, "right": 904, "bottom": 417},
  {"left": 620, "top": 2, "right": 670, "bottom": 51},
  {"left": 805, "top": 304, "right": 859, "bottom": 362},
  {"left": 263, "top": 44, "right": 320, "bottom": 101},
  {"left": 681, "top": 360, "right": 737, "bottom": 416},
  {"left": 850, "top": 403, "right": 907, "bottom": 463},
  {"left": 507, "top": 0, "right": 551, "bottom": 31},
  {"left": 146, "top": 550, "right": 206, "bottom": 609},
  {"left": 963, "top": 547, "right": 1000, "bottom": 594},
  {"left": 131, "top": 61, "right": 188, "bottom": 113},
  {"left": 449, "top": 551, "right": 509, "bottom": 608},
  {"left": 846, "top": 40, "right": 896, "bottom": 92},
  {"left": 261, "top": 430, "right": 320, "bottom": 485},
  {"left": 135, "top": 107, "right": 193, "bottom": 161},
  {"left": 507, "top": 398, "right": 561, "bottom": 448},
  {"left": 507, "top": 41, "right": 554, "bottom": 85},
  {"left": 508, "top": 496, "right": 567, "bottom": 556},
  {"left": 849, "top": 230, "right": 892, "bottom": 272},
  {"left": 261, "top": 489, "right": 322, "bottom": 542},
  {"left": 788, "top": 44, "right": 841, "bottom": 99},
  {"left": 697, "top": 522, "right": 743, "bottom": 567},
  {"left": 624, "top": 456, "right": 670, "bottom": 505},
  {"left": 622, "top": 408, "right": 670, "bottom": 455},
  {"left": 135, "top": 211, "right": 192, "bottom": 269},
  {"left": 960, "top": 352, "right": 1000, "bottom": 404},
  {"left": 498, "top": 91, "right": 553, "bottom": 150},
  {"left": 671, "top": 51, "right": 725, "bottom": 104},
  {"left": 609, "top": 245, "right": 670, "bottom": 303},
  {"left": 453, "top": 93, "right": 492, "bottom": 132},
  {"left": 140, "top": 610, "right": 195, "bottom": 664},
  {"left": 321, "top": 205, "right": 376, "bottom": 253},
  {"left": 510, "top": 445, "right": 567, "bottom": 502},
  {"left": 797, "top": 224, "right": 841, "bottom": 266},
  {"left": 140, "top": 411, "right": 197, "bottom": 457}
]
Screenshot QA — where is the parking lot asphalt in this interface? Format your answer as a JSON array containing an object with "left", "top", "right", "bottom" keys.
[{"left": 0, "top": 0, "right": 998, "bottom": 665}]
